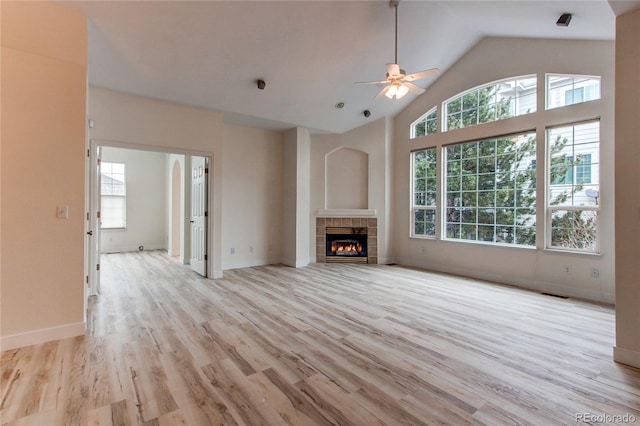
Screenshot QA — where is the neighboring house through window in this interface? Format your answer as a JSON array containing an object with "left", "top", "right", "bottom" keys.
[
  {"left": 546, "top": 74, "right": 600, "bottom": 109},
  {"left": 101, "top": 162, "right": 126, "bottom": 229},
  {"left": 547, "top": 120, "right": 600, "bottom": 252}
]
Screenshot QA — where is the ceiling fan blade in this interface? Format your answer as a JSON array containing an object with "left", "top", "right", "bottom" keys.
[
  {"left": 404, "top": 82, "right": 425, "bottom": 95},
  {"left": 386, "top": 63, "right": 401, "bottom": 77},
  {"left": 375, "top": 85, "right": 391, "bottom": 99},
  {"left": 404, "top": 68, "right": 440, "bottom": 81},
  {"left": 355, "top": 79, "right": 389, "bottom": 85}
]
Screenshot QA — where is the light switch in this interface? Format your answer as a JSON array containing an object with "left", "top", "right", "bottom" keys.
[{"left": 56, "top": 205, "right": 69, "bottom": 219}]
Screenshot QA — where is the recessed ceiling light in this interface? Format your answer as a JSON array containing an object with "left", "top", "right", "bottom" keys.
[{"left": 335, "top": 102, "right": 345, "bottom": 109}]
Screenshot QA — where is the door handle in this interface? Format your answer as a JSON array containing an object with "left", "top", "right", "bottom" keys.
[
  {"left": 190, "top": 220, "right": 195, "bottom": 223},
  {"left": 87, "top": 230, "right": 93, "bottom": 236}
]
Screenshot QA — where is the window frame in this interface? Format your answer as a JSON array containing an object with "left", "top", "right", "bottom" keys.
[
  {"left": 410, "top": 106, "right": 438, "bottom": 139},
  {"left": 100, "top": 161, "right": 127, "bottom": 230},
  {"left": 406, "top": 72, "right": 604, "bottom": 256},
  {"left": 442, "top": 131, "right": 537, "bottom": 247},
  {"left": 410, "top": 147, "right": 438, "bottom": 238},
  {"left": 546, "top": 120, "right": 601, "bottom": 253},
  {"left": 442, "top": 75, "right": 537, "bottom": 132},
  {"left": 545, "top": 74, "right": 601, "bottom": 110}
]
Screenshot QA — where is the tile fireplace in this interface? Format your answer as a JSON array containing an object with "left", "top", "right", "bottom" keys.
[{"left": 316, "top": 217, "right": 377, "bottom": 264}]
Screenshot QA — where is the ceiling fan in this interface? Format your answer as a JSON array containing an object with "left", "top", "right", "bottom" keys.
[{"left": 356, "top": 0, "right": 439, "bottom": 100}]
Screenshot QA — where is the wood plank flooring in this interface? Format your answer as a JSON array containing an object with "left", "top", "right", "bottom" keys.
[{"left": 2, "top": 250, "right": 639, "bottom": 425}]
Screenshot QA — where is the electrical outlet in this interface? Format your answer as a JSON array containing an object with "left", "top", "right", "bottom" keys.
[
  {"left": 591, "top": 267, "right": 600, "bottom": 279},
  {"left": 230, "top": 247, "right": 235, "bottom": 255},
  {"left": 564, "top": 265, "right": 572, "bottom": 275},
  {"left": 250, "top": 246, "right": 254, "bottom": 254}
]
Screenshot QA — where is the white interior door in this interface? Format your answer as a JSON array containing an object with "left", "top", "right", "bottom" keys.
[
  {"left": 87, "top": 143, "right": 101, "bottom": 295},
  {"left": 190, "top": 157, "right": 207, "bottom": 276}
]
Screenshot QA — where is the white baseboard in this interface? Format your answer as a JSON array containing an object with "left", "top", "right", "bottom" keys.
[
  {"left": 614, "top": 346, "right": 640, "bottom": 369},
  {"left": 101, "top": 243, "right": 166, "bottom": 254},
  {"left": 280, "top": 257, "right": 310, "bottom": 268},
  {"left": 400, "top": 257, "right": 614, "bottom": 304},
  {"left": 223, "top": 257, "right": 283, "bottom": 271},
  {"left": 1, "top": 322, "right": 85, "bottom": 351}
]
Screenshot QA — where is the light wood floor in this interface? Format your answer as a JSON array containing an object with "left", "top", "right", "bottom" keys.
[{"left": 2, "top": 251, "right": 639, "bottom": 425}]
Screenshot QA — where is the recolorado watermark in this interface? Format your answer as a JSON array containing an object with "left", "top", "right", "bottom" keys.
[{"left": 575, "top": 413, "right": 637, "bottom": 423}]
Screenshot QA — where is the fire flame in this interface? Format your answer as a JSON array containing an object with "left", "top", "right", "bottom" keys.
[{"left": 331, "top": 241, "right": 363, "bottom": 255}]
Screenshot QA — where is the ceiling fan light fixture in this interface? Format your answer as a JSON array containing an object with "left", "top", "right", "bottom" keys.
[
  {"left": 385, "top": 83, "right": 409, "bottom": 99},
  {"left": 385, "top": 84, "right": 398, "bottom": 99},
  {"left": 354, "top": 1, "right": 439, "bottom": 100},
  {"left": 396, "top": 84, "right": 409, "bottom": 99}
]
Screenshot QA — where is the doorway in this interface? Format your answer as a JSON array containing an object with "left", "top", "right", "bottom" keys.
[{"left": 85, "top": 141, "right": 212, "bottom": 304}]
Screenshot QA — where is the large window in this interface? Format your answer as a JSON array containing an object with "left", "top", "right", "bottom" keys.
[
  {"left": 443, "top": 76, "right": 536, "bottom": 132},
  {"left": 411, "top": 147, "right": 437, "bottom": 237},
  {"left": 547, "top": 121, "right": 600, "bottom": 252},
  {"left": 409, "top": 72, "right": 603, "bottom": 254},
  {"left": 546, "top": 74, "right": 600, "bottom": 109},
  {"left": 444, "top": 132, "right": 537, "bottom": 246},
  {"left": 411, "top": 107, "right": 437, "bottom": 139},
  {"left": 101, "top": 162, "right": 126, "bottom": 229}
]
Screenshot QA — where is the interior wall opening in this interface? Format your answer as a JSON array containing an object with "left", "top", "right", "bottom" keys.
[{"left": 86, "top": 141, "right": 211, "bottom": 305}]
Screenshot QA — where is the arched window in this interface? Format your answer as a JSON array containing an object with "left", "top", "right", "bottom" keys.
[
  {"left": 410, "top": 107, "right": 437, "bottom": 139},
  {"left": 443, "top": 75, "right": 537, "bottom": 132}
]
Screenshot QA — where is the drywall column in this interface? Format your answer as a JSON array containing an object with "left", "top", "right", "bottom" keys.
[
  {"left": 383, "top": 116, "right": 394, "bottom": 263},
  {"left": 1, "top": 2, "right": 87, "bottom": 349},
  {"left": 614, "top": 7, "right": 640, "bottom": 369},
  {"left": 282, "top": 127, "right": 311, "bottom": 267}
]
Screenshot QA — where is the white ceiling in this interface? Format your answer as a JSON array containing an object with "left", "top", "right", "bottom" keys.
[{"left": 61, "top": 0, "right": 636, "bottom": 134}]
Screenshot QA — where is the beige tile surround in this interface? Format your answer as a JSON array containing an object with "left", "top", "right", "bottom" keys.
[{"left": 316, "top": 217, "right": 377, "bottom": 264}]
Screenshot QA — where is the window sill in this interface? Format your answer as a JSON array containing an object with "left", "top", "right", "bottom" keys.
[
  {"left": 440, "top": 237, "right": 537, "bottom": 252},
  {"left": 544, "top": 247, "right": 601, "bottom": 256},
  {"left": 409, "top": 235, "right": 437, "bottom": 240}
]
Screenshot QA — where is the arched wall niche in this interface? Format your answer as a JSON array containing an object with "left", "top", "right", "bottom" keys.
[{"left": 325, "top": 147, "right": 369, "bottom": 210}]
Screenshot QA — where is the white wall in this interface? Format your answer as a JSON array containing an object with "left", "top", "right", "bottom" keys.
[
  {"left": 393, "top": 37, "right": 615, "bottom": 303},
  {"left": 311, "top": 118, "right": 393, "bottom": 264},
  {"left": 100, "top": 147, "right": 168, "bottom": 253},
  {"left": 88, "top": 87, "right": 224, "bottom": 278},
  {"left": 282, "top": 128, "right": 311, "bottom": 268},
  {"left": 614, "top": 7, "right": 640, "bottom": 368},
  {"left": 222, "top": 124, "right": 283, "bottom": 269},
  {"left": 1, "top": 1, "right": 87, "bottom": 349}
]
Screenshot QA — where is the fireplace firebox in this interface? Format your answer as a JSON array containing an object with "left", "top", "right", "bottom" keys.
[{"left": 325, "top": 227, "right": 367, "bottom": 263}]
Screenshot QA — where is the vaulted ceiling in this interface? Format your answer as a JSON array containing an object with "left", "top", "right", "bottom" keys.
[{"left": 62, "top": 1, "right": 636, "bottom": 134}]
